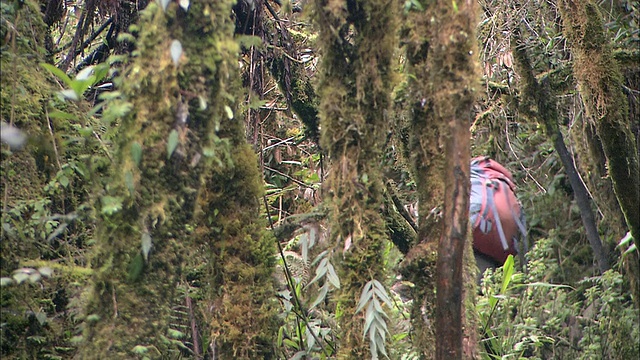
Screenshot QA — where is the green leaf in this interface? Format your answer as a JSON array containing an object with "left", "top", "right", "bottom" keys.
[
  {"left": 618, "top": 232, "right": 633, "bottom": 247},
  {"left": 236, "top": 35, "right": 263, "bottom": 48},
  {"left": 59, "top": 89, "right": 79, "bottom": 101},
  {"left": 624, "top": 244, "right": 637, "bottom": 255},
  {"left": 277, "top": 326, "right": 284, "bottom": 347},
  {"left": 372, "top": 280, "right": 393, "bottom": 307},
  {"left": 46, "top": 222, "right": 67, "bottom": 244},
  {"left": 86, "top": 314, "right": 101, "bottom": 322},
  {"left": 70, "top": 79, "right": 93, "bottom": 98},
  {"left": 170, "top": 40, "right": 183, "bottom": 66},
  {"left": 127, "top": 253, "right": 144, "bottom": 281},
  {"left": 326, "top": 261, "right": 340, "bottom": 289},
  {"left": 307, "top": 258, "right": 328, "bottom": 287},
  {"left": 48, "top": 110, "right": 77, "bottom": 120},
  {"left": 70, "top": 336, "right": 84, "bottom": 344},
  {"left": 224, "top": 105, "right": 234, "bottom": 119},
  {"left": 357, "top": 280, "right": 374, "bottom": 313},
  {"left": 198, "top": 96, "right": 207, "bottom": 110},
  {"left": 167, "top": 129, "right": 179, "bottom": 160},
  {"left": 13, "top": 272, "right": 30, "bottom": 284},
  {"left": 117, "top": 32, "right": 136, "bottom": 43},
  {"left": 102, "top": 100, "right": 133, "bottom": 122},
  {"left": 77, "top": 126, "right": 94, "bottom": 137},
  {"left": 58, "top": 174, "right": 70, "bottom": 188},
  {"left": 101, "top": 196, "right": 123, "bottom": 215},
  {"left": 35, "top": 312, "right": 47, "bottom": 326},
  {"left": 125, "top": 171, "right": 135, "bottom": 195},
  {"left": 309, "top": 283, "right": 329, "bottom": 309},
  {"left": 132, "top": 345, "right": 149, "bottom": 354},
  {"left": 98, "top": 90, "right": 122, "bottom": 101},
  {"left": 38, "top": 267, "right": 53, "bottom": 277},
  {"left": 501, "top": 254, "right": 515, "bottom": 294},
  {"left": 141, "top": 232, "right": 152, "bottom": 262},
  {"left": 131, "top": 142, "right": 142, "bottom": 167},
  {"left": 76, "top": 66, "right": 94, "bottom": 81},
  {"left": 92, "top": 63, "right": 110, "bottom": 83},
  {"left": 167, "top": 328, "right": 185, "bottom": 339},
  {"left": 40, "top": 63, "right": 73, "bottom": 87}
]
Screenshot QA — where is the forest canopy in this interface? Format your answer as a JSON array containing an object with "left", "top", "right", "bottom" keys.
[{"left": 0, "top": 0, "right": 638, "bottom": 359}]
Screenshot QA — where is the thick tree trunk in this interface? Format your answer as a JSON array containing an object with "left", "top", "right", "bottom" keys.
[
  {"left": 77, "top": 2, "right": 277, "bottom": 358},
  {"left": 314, "top": 0, "right": 398, "bottom": 357},
  {"left": 558, "top": 0, "right": 639, "bottom": 307},
  {"left": 428, "top": 1, "right": 477, "bottom": 359},
  {"left": 558, "top": 0, "right": 639, "bottom": 243},
  {"left": 399, "top": 1, "right": 479, "bottom": 358}
]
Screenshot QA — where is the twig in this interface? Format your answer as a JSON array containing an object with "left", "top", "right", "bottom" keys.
[
  {"left": 186, "top": 296, "right": 201, "bottom": 359},
  {"left": 264, "top": 165, "right": 314, "bottom": 189}
]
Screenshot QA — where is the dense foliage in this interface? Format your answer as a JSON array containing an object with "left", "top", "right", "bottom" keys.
[{"left": 1, "top": 0, "right": 638, "bottom": 359}]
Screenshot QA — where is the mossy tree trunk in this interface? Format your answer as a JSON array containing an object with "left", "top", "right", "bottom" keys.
[
  {"left": 558, "top": 0, "right": 639, "bottom": 307},
  {"left": 399, "top": 1, "right": 479, "bottom": 358},
  {"left": 77, "top": 2, "right": 277, "bottom": 358},
  {"left": 427, "top": 1, "right": 478, "bottom": 359},
  {"left": 399, "top": 7, "right": 442, "bottom": 356},
  {"left": 511, "top": 28, "right": 610, "bottom": 274},
  {"left": 558, "top": 0, "right": 639, "bottom": 243},
  {"left": 313, "top": 0, "right": 397, "bottom": 357},
  {"left": 1, "top": 1, "right": 104, "bottom": 357}
]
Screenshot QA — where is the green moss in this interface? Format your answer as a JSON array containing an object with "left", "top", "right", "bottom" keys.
[
  {"left": 313, "top": 0, "right": 399, "bottom": 357},
  {"left": 559, "top": 0, "right": 639, "bottom": 243},
  {"left": 76, "top": 1, "right": 277, "bottom": 357}
]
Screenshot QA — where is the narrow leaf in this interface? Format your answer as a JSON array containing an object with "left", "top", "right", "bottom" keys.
[
  {"left": 326, "top": 261, "right": 340, "bottom": 289},
  {"left": 131, "top": 142, "right": 142, "bottom": 166},
  {"left": 356, "top": 281, "right": 374, "bottom": 313},
  {"left": 157, "top": 0, "right": 170, "bottom": 11},
  {"left": 38, "top": 267, "right": 53, "bottom": 278},
  {"left": 60, "top": 89, "right": 79, "bottom": 101},
  {"left": 170, "top": 40, "right": 183, "bottom": 66},
  {"left": 46, "top": 223, "right": 68, "bottom": 243},
  {"left": 13, "top": 272, "right": 29, "bottom": 284},
  {"left": 76, "top": 66, "right": 94, "bottom": 81},
  {"left": 40, "top": 63, "right": 73, "bottom": 87},
  {"left": 167, "top": 129, "right": 179, "bottom": 159},
  {"left": 307, "top": 258, "right": 328, "bottom": 287},
  {"left": 309, "top": 283, "right": 329, "bottom": 309},
  {"left": 501, "top": 255, "right": 515, "bottom": 294},
  {"left": 224, "top": 105, "right": 234, "bottom": 119},
  {"left": 141, "top": 232, "right": 152, "bottom": 262}
]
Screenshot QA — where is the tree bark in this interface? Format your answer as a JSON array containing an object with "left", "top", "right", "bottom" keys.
[
  {"left": 77, "top": 2, "right": 278, "bottom": 358},
  {"left": 558, "top": 0, "right": 639, "bottom": 243},
  {"left": 427, "top": 1, "right": 477, "bottom": 359},
  {"left": 512, "top": 29, "right": 610, "bottom": 274},
  {"left": 314, "top": 0, "right": 398, "bottom": 357}
]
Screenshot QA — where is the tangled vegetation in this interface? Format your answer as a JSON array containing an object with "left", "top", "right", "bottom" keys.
[{"left": 1, "top": 0, "right": 638, "bottom": 359}]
